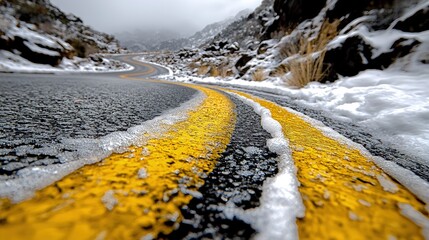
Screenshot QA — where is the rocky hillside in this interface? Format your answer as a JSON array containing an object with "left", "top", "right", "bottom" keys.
[
  {"left": 0, "top": 0, "right": 126, "bottom": 71},
  {"left": 117, "top": 9, "right": 252, "bottom": 52},
  {"left": 148, "top": 0, "right": 429, "bottom": 87}
]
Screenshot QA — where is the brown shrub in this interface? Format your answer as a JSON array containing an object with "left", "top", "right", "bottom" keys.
[
  {"left": 280, "top": 20, "right": 340, "bottom": 88},
  {"left": 197, "top": 65, "right": 210, "bottom": 75},
  {"left": 252, "top": 68, "right": 267, "bottom": 81},
  {"left": 210, "top": 66, "right": 220, "bottom": 77},
  {"left": 272, "top": 64, "right": 289, "bottom": 77}
]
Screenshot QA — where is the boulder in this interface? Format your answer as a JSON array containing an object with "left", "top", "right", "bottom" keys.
[
  {"left": 257, "top": 42, "right": 270, "bottom": 55},
  {"left": 326, "top": 0, "right": 399, "bottom": 31},
  {"left": 323, "top": 35, "right": 374, "bottom": 82},
  {"left": 323, "top": 35, "right": 421, "bottom": 82},
  {"left": 5, "top": 36, "right": 64, "bottom": 66},
  {"left": 225, "top": 42, "right": 240, "bottom": 53},
  {"left": 235, "top": 54, "right": 254, "bottom": 76},
  {"left": 372, "top": 38, "right": 421, "bottom": 68},
  {"left": 264, "top": 0, "right": 326, "bottom": 38},
  {"left": 89, "top": 55, "right": 103, "bottom": 63},
  {"left": 393, "top": 5, "right": 429, "bottom": 32}
]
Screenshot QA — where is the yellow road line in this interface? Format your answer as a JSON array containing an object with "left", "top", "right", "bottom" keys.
[
  {"left": 119, "top": 57, "right": 156, "bottom": 79},
  {"left": 0, "top": 85, "right": 235, "bottom": 240},
  {"left": 228, "top": 90, "right": 428, "bottom": 240}
]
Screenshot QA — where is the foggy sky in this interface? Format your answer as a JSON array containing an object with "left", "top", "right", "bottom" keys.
[{"left": 50, "top": 0, "right": 262, "bottom": 35}]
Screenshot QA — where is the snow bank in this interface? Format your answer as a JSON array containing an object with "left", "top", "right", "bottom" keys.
[
  {"left": 281, "top": 65, "right": 429, "bottom": 163},
  {"left": 0, "top": 50, "right": 134, "bottom": 73},
  {"left": 0, "top": 91, "right": 205, "bottom": 202}
]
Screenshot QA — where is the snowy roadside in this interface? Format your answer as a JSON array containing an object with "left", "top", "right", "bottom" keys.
[
  {"left": 0, "top": 50, "right": 134, "bottom": 73},
  {"left": 136, "top": 56, "right": 429, "bottom": 165}
]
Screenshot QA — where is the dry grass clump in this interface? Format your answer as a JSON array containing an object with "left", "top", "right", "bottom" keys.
[
  {"left": 188, "top": 61, "right": 199, "bottom": 70},
  {"left": 285, "top": 53, "right": 327, "bottom": 88},
  {"left": 280, "top": 20, "right": 340, "bottom": 88},
  {"left": 197, "top": 65, "right": 210, "bottom": 75},
  {"left": 210, "top": 65, "right": 232, "bottom": 78},
  {"left": 210, "top": 66, "right": 220, "bottom": 77},
  {"left": 272, "top": 64, "right": 289, "bottom": 77},
  {"left": 252, "top": 68, "right": 267, "bottom": 82},
  {"left": 195, "top": 64, "right": 232, "bottom": 78}
]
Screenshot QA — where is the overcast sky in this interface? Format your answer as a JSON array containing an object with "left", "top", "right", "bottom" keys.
[{"left": 50, "top": 0, "right": 262, "bottom": 35}]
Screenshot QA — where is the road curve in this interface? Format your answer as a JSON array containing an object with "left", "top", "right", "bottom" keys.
[{"left": 0, "top": 56, "right": 428, "bottom": 240}]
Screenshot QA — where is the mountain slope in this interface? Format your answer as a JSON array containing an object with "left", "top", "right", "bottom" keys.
[
  {"left": 117, "top": 9, "right": 252, "bottom": 52},
  {"left": 0, "top": 0, "right": 127, "bottom": 72}
]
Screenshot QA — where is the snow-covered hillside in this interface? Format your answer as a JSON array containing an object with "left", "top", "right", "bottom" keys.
[
  {"left": 117, "top": 9, "right": 252, "bottom": 52},
  {"left": 144, "top": 0, "right": 429, "bottom": 163},
  {"left": 0, "top": 0, "right": 130, "bottom": 72}
]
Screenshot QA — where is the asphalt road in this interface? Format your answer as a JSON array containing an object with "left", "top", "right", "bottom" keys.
[{"left": 0, "top": 57, "right": 196, "bottom": 175}]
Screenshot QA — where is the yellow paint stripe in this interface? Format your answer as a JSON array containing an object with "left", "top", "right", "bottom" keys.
[
  {"left": 228, "top": 90, "right": 427, "bottom": 240},
  {"left": 119, "top": 57, "right": 156, "bottom": 79},
  {"left": 0, "top": 85, "right": 235, "bottom": 240}
]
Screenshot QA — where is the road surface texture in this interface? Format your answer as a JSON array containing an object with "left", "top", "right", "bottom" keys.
[{"left": 0, "top": 55, "right": 427, "bottom": 240}]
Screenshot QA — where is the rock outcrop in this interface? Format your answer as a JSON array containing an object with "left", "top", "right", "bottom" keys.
[{"left": 0, "top": 0, "right": 122, "bottom": 67}]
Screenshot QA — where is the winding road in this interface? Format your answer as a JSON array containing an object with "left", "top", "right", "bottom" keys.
[{"left": 0, "top": 55, "right": 427, "bottom": 240}]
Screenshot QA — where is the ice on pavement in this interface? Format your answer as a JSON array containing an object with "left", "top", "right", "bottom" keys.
[
  {"left": 398, "top": 203, "right": 429, "bottom": 239},
  {"left": 242, "top": 146, "right": 262, "bottom": 155},
  {"left": 101, "top": 190, "right": 118, "bottom": 211},
  {"left": 137, "top": 168, "right": 148, "bottom": 179},
  {"left": 376, "top": 174, "right": 399, "bottom": 193},
  {"left": 228, "top": 92, "right": 304, "bottom": 240},
  {"left": 0, "top": 91, "right": 206, "bottom": 202}
]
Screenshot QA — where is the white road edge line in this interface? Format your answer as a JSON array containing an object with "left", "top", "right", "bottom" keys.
[
  {"left": 226, "top": 92, "right": 305, "bottom": 240},
  {"left": 133, "top": 56, "right": 174, "bottom": 77}
]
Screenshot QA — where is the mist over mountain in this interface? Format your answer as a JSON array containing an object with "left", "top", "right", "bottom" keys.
[{"left": 116, "top": 9, "right": 252, "bottom": 52}]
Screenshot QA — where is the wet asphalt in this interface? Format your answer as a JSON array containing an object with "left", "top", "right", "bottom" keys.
[{"left": 0, "top": 61, "right": 197, "bottom": 175}]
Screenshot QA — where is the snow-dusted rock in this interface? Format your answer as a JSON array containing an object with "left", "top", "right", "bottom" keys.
[{"left": 0, "top": 0, "right": 126, "bottom": 72}]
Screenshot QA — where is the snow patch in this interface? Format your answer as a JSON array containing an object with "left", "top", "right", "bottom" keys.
[
  {"left": 398, "top": 203, "right": 429, "bottom": 239},
  {"left": 376, "top": 174, "right": 399, "bottom": 193},
  {"left": 137, "top": 168, "right": 148, "bottom": 179},
  {"left": 243, "top": 146, "right": 263, "bottom": 155},
  {"left": 0, "top": 50, "right": 134, "bottom": 73},
  {"left": 167, "top": 64, "right": 429, "bottom": 164},
  {"left": 101, "top": 190, "right": 118, "bottom": 211}
]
